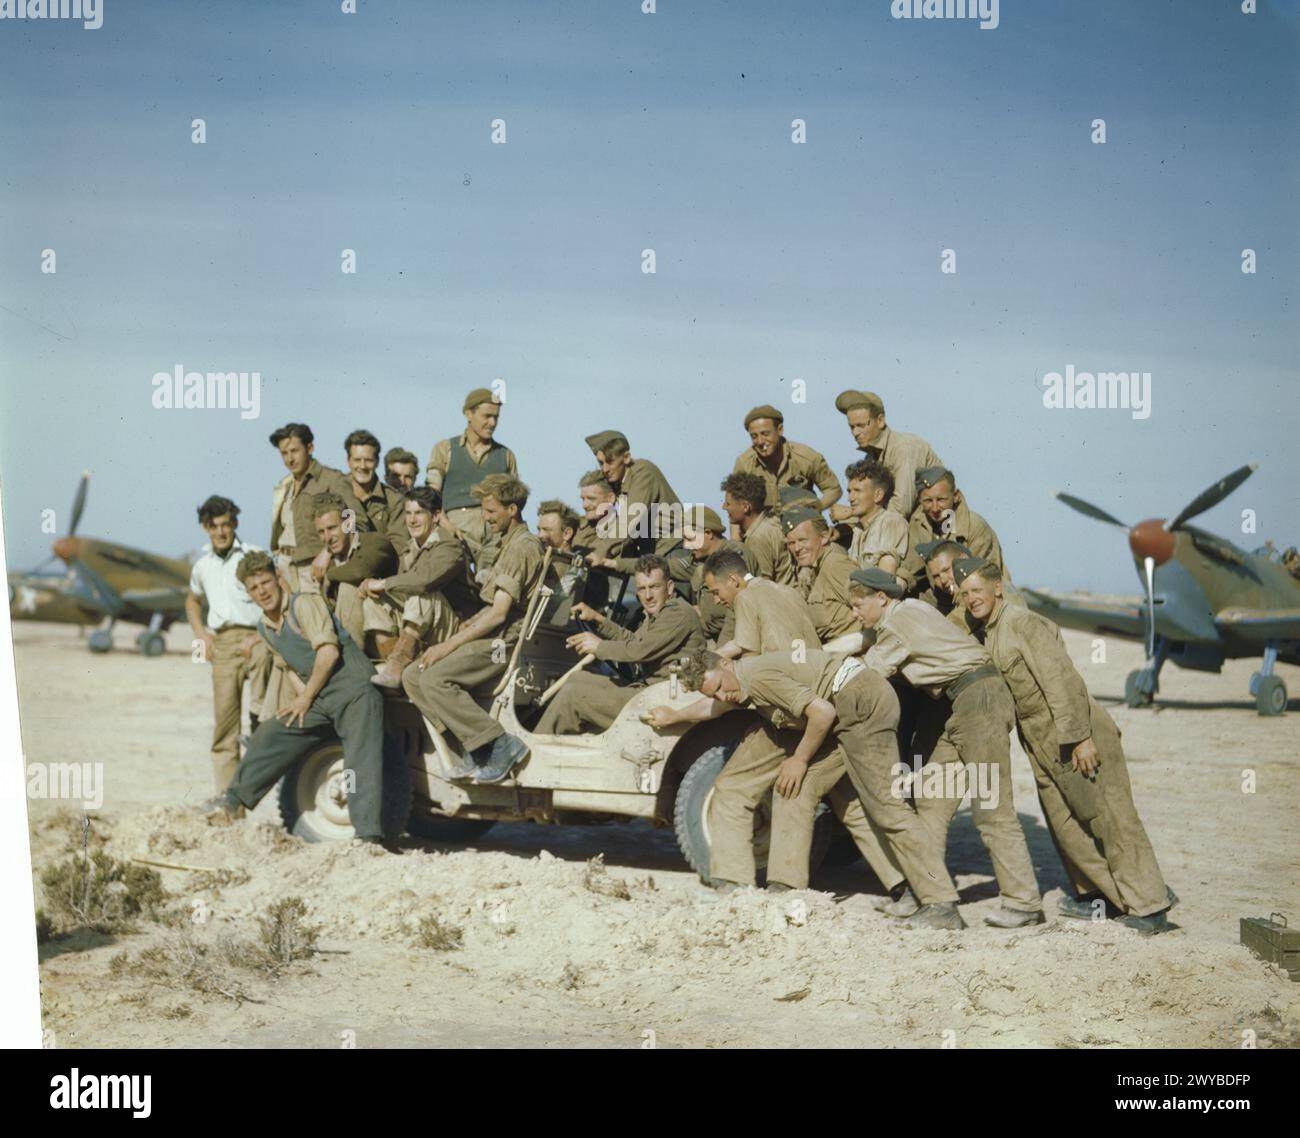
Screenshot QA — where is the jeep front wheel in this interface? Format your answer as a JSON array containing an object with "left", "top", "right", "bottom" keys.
[{"left": 673, "top": 745, "right": 831, "bottom": 884}]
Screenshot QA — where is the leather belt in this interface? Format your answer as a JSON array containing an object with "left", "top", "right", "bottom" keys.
[{"left": 946, "top": 663, "right": 998, "bottom": 702}]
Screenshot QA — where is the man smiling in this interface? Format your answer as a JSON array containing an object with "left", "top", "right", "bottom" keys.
[{"left": 732, "top": 404, "right": 841, "bottom": 514}]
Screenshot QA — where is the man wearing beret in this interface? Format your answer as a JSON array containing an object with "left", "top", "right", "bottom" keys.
[
  {"left": 426, "top": 388, "right": 519, "bottom": 579},
  {"left": 647, "top": 647, "right": 909, "bottom": 900},
  {"left": 721, "top": 471, "right": 797, "bottom": 588},
  {"left": 732, "top": 405, "right": 842, "bottom": 514},
  {"left": 957, "top": 558, "right": 1174, "bottom": 935},
  {"left": 844, "top": 459, "right": 909, "bottom": 577},
  {"left": 674, "top": 507, "right": 755, "bottom": 643},
  {"left": 784, "top": 508, "right": 860, "bottom": 641},
  {"left": 831, "top": 390, "right": 942, "bottom": 522},
  {"left": 837, "top": 566, "right": 1044, "bottom": 931},
  {"left": 896, "top": 467, "right": 1009, "bottom": 596},
  {"left": 585, "top": 430, "right": 684, "bottom": 563}
]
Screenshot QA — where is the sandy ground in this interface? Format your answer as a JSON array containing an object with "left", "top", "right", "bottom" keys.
[{"left": 16, "top": 619, "right": 1300, "bottom": 1049}]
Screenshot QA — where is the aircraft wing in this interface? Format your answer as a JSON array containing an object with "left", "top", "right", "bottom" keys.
[
  {"left": 1021, "top": 588, "right": 1148, "bottom": 639},
  {"left": 119, "top": 587, "right": 189, "bottom": 617},
  {"left": 1214, "top": 607, "right": 1300, "bottom": 643}
]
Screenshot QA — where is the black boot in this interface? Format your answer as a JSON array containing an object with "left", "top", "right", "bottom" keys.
[{"left": 471, "top": 733, "right": 529, "bottom": 785}]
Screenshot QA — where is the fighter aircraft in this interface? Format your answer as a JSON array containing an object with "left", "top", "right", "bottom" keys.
[
  {"left": 1022, "top": 464, "right": 1300, "bottom": 716},
  {"left": 7, "top": 474, "right": 191, "bottom": 656}
]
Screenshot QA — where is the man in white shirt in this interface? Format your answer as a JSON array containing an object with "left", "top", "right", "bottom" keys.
[{"left": 185, "top": 495, "right": 270, "bottom": 793}]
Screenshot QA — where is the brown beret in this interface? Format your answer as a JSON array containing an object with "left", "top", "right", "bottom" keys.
[
  {"left": 743, "top": 404, "right": 784, "bottom": 428},
  {"left": 834, "top": 389, "right": 885, "bottom": 416},
  {"left": 585, "top": 430, "right": 628, "bottom": 455},
  {"left": 692, "top": 506, "right": 726, "bottom": 534},
  {"left": 463, "top": 387, "right": 500, "bottom": 412}
]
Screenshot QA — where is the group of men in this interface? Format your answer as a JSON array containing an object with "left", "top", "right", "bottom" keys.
[{"left": 186, "top": 385, "right": 1174, "bottom": 934}]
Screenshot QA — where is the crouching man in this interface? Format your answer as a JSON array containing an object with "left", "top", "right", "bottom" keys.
[
  {"left": 536, "top": 555, "right": 705, "bottom": 735},
  {"left": 401, "top": 474, "right": 544, "bottom": 785},
  {"left": 197, "top": 551, "right": 398, "bottom": 853},
  {"left": 360, "top": 486, "right": 478, "bottom": 687},
  {"left": 956, "top": 557, "right": 1174, "bottom": 934},
  {"left": 647, "top": 648, "right": 908, "bottom": 899}
]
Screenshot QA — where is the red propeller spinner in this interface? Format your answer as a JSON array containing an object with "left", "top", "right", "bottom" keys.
[
  {"left": 1127, "top": 519, "right": 1175, "bottom": 566},
  {"left": 52, "top": 537, "right": 81, "bottom": 563}
]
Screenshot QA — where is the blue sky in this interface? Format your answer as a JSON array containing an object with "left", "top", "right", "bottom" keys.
[{"left": 1, "top": 0, "right": 1296, "bottom": 593}]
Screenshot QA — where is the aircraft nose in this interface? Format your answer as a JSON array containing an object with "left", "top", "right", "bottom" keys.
[
  {"left": 52, "top": 537, "right": 80, "bottom": 562},
  {"left": 1128, "top": 518, "right": 1176, "bottom": 566}
]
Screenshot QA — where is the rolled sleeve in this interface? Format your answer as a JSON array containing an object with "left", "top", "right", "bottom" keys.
[{"left": 294, "top": 594, "right": 339, "bottom": 650}]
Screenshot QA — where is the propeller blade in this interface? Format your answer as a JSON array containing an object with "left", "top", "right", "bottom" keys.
[
  {"left": 1142, "top": 556, "right": 1156, "bottom": 660},
  {"left": 1167, "top": 464, "right": 1256, "bottom": 531},
  {"left": 68, "top": 472, "right": 90, "bottom": 537},
  {"left": 1054, "top": 492, "right": 1128, "bottom": 528}
]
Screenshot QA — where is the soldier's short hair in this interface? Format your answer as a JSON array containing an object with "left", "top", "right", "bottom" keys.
[
  {"left": 269, "top": 422, "right": 313, "bottom": 448},
  {"left": 474, "top": 473, "right": 529, "bottom": 511},
  {"left": 197, "top": 495, "right": 240, "bottom": 526},
  {"left": 924, "top": 539, "right": 968, "bottom": 563},
  {"left": 720, "top": 472, "right": 767, "bottom": 513},
  {"left": 578, "top": 470, "right": 615, "bottom": 496},
  {"left": 679, "top": 649, "right": 724, "bottom": 692},
  {"left": 845, "top": 459, "right": 894, "bottom": 505},
  {"left": 405, "top": 486, "right": 442, "bottom": 515},
  {"left": 311, "top": 492, "right": 348, "bottom": 521},
  {"left": 702, "top": 550, "right": 749, "bottom": 581},
  {"left": 384, "top": 446, "right": 418, "bottom": 471},
  {"left": 538, "top": 499, "right": 581, "bottom": 534},
  {"left": 344, "top": 429, "right": 381, "bottom": 455},
  {"left": 235, "top": 550, "right": 277, "bottom": 584},
  {"left": 633, "top": 555, "right": 669, "bottom": 580}
]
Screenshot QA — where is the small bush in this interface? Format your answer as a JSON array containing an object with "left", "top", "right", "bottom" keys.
[
  {"left": 255, "top": 897, "right": 319, "bottom": 967},
  {"left": 38, "top": 852, "right": 166, "bottom": 936},
  {"left": 415, "top": 914, "right": 463, "bottom": 951}
]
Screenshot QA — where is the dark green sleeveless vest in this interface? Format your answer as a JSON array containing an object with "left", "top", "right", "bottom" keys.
[
  {"left": 259, "top": 594, "right": 371, "bottom": 684},
  {"left": 442, "top": 436, "right": 511, "bottom": 512}
]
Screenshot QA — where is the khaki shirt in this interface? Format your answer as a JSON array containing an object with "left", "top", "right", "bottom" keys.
[
  {"left": 353, "top": 480, "right": 409, "bottom": 550},
  {"left": 260, "top": 592, "right": 340, "bottom": 701},
  {"left": 735, "top": 649, "right": 844, "bottom": 731},
  {"left": 425, "top": 431, "right": 519, "bottom": 488},
  {"left": 733, "top": 440, "right": 841, "bottom": 512},
  {"left": 731, "top": 577, "right": 821, "bottom": 656},
  {"left": 271, "top": 460, "right": 363, "bottom": 565},
  {"left": 480, "top": 521, "right": 546, "bottom": 639},
  {"left": 385, "top": 524, "right": 478, "bottom": 619},
  {"left": 742, "top": 512, "right": 797, "bottom": 587},
  {"left": 573, "top": 518, "right": 628, "bottom": 566},
  {"left": 982, "top": 600, "right": 1097, "bottom": 758},
  {"left": 592, "top": 595, "right": 705, "bottom": 680},
  {"left": 856, "top": 425, "right": 943, "bottom": 519},
  {"left": 688, "top": 539, "right": 753, "bottom": 641},
  {"left": 848, "top": 508, "right": 910, "bottom": 571},
  {"left": 864, "top": 597, "right": 990, "bottom": 698},
  {"left": 897, "top": 492, "right": 1008, "bottom": 593},
  {"left": 610, "top": 457, "right": 684, "bottom": 562},
  {"left": 806, "top": 542, "right": 858, "bottom": 641}
]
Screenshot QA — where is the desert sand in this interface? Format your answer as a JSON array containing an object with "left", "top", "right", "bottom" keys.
[{"left": 18, "top": 619, "right": 1300, "bottom": 1049}]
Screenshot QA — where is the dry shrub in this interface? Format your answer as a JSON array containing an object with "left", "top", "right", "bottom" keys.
[
  {"left": 582, "top": 854, "right": 631, "bottom": 901},
  {"left": 39, "top": 851, "right": 166, "bottom": 936},
  {"left": 255, "top": 897, "right": 319, "bottom": 967},
  {"left": 415, "top": 914, "right": 464, "bottom": 951}
]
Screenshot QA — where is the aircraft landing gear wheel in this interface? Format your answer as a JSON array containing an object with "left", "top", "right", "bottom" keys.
[
  {"left": 1254, "top": 675, "right": 1286, "bottom": 717},
  {"left": 137, "top": 631, "right": 165, "bottom": 657},
  {"left": 1124, "top": 669, "right": 1155, "bottom": 708},
  {"left": 88, "top": 630, "right": 113, "bottom": 653}
]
